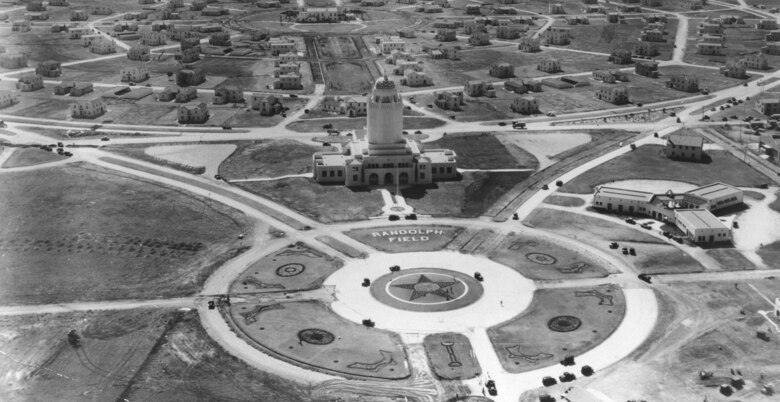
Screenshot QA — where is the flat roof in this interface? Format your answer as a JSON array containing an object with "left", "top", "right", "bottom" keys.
[
  {"left": 596, "top": 186, "right": 655, "bottom": 202},
  {"left": 675, "top": 209, "right": 728, "bottom": 230},
  {"left": 687, "top": 182, "right": 741, "bottom": 200}
]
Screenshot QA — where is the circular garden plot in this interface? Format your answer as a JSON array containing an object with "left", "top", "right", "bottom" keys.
[{"left": 371, "top": 268, "right": 484, "bottom": 312}]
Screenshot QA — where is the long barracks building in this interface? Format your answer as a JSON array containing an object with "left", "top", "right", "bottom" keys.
[{"left": 593, "top": 182, "right": 742, "bottom": 243}]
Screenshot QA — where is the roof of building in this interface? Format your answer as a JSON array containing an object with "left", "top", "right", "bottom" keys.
[
  {"left": 595, "top": 186, "right": 655, "bottom": 202},
  {"left": 686, "top": 182, "right": 741, "bottom": 200},
  {"left": 668, "top": 133, "right": 703, "bottom": 148},
  {"left": 675, "top": 209, "right": 728, "bottom": 230}
]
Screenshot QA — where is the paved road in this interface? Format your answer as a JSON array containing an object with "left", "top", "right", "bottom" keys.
[{"left": 4, "top": 1, "right": 780, "bottom": 400}]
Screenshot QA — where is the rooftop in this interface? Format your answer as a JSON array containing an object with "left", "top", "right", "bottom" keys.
[
  {"left": 687, "top": 182, "right": 741, "bottom": 200},
  {"left": 596, "top": 186, "right": 655, "bottom": 202},
  {"left": 675, "top": 209, "right": 728, "bottom": 230},
  {"left": 668, "top": 133, "right": 703, "bottom": 148}
]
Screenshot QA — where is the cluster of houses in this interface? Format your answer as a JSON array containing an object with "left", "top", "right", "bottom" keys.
[
  {"left": 272, "top": 47, "right": 303, "bottom": 90},
  {"left": 758, "top": 19, "right": 780, "bottom": 56},
  {"left": 381, "top": 42, "right": 433, "bottom": 87}
]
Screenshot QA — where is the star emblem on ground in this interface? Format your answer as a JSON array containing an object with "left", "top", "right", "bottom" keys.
[{"left": 390, "top": 274, "right": 458, "bottom": 301}]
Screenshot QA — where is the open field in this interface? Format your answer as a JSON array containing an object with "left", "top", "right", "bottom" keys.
[
  {"left": 0, "top": 308, "right": 173, "bottom": 402},
  {"left": 286, "top": 116, "right": 446, "bottom": 132},
  {"left": 236, "top": 177, "right": 385, "bottom": 222},
  {"left": 230, "top": 242, "right": 342, "bottom": 294},
  {"left": 345, "top": 225, "right": 463, "bottom": 253},
  {"left": 227, "top": 99, "right": 309, "bottom": 128},
  {"left": 220, "top": 140, "right": 329, "bottom": 179},
  {"left": 402, "top": 171, "right": 534, "bottom": 218},
  {"left": 543, "top": 195, "right": 586, "bottom": 207},
  {"left": 418, "top": 47, "right": 613, "bottom": 91},
  {"left": 560, "top": 144, "right": 770, "bottom": 194},
  {"left": 489, "top": 232, "right": 613, "bottom": 280},
  {"left": 572, "top": 280, "right": 780, "bottom": 402},
  {"left": 0, "top": 30, "right": 96, "bottom": 70},
  {"left": 524, "top": 209, "right": 707, "bottom": 274},
  {"left": 560, "top": 18, "right": 677, "bottom": 61},
  {"left": 0, "top": 162, "right": 253, "bottom": 304},
  {"left": 424, "top": 333, "right": 481, "bottom": 380},
  {"left": 415, "top": 65, "right": 739, "bottom": 122},
  {"left": 316, "top": 36, "right": 362, "bottom": 59},
  {"left": 426, "top": 132, "right": 539, "bottom": 170},
  {"left": 489, "top": 284, "right": 626, "bottom": 373},
  {"left": 1, "top": 147, "right": 68, "bottom": 168},
  {"left": 323, "top": 60, "right": 376, "bottom": 95},
  {"left": 228, "top": 300, "right": 410, "bottom": 379}
]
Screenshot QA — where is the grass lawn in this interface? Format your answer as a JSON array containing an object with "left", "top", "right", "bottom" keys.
[
  {"left": 123, "top": 309, "right": 313, "bottom": 401},
  {"left": 757, "top": 241, "right": 780, "bottom": 269},
  {"left": 562, "top": 18, "right": 676, "bottom": 61},
  {"left": 235, "top": 178, "right": 385, "bottom": 222},
  {"left": 488, "top": 284, "right": 626, "bottom": 373},
  {"left": 560, "top": 144, "right": 770, "bottom": 194},
  {"left": 226, "top": 99, "right": 308, "bottom": 128},
  {"left": 543, "top": 195, "right": 586, "bottom": 207},
  {"left": 423, "top": 333, "right": 481, "bottom": 380},
  {"left": 345, "top": 225, "right": 464, "bottom": 253},
  {"left": 489, "top": 232, "right": 613, "bottom": 280},
  {"left": 323, "top": 60, "right": 375, "bottom": 95},
  {"left": 228, "top": 300, "right": 410, "bottom": 379},
  {"left": 219, "top": 139, "right": 324, "bottom": 179},
  {"left": 706, "top": 248, "right": 757, "bottom": 271},
  {"left": 103, "top": 144, "right": 207, "bottom": 175},
  {"left": 402, "top": 171, "right": 534, "bottom": 218},
  {"left": 524, "top": 209, "right": 664, "bottom": 243},
  {"left": 0, "top": 162, "right": 253, "bottom": 304},
  {"left": 1, "top": 147, "right": 68, "bottom": 168},
  {"left": 230, "top": 242, "right": 342, "bottom": 294},
  {"left": 426, "top": 132, "right": 539, "bottom": 170},
  {"left": 524, "top": 209, "right": 706, "bottom": 274},
  {"left": 286, "top": 116, "right": 446, "bottom": 132}
]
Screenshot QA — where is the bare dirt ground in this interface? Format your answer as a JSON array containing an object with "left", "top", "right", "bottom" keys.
[
  {"left": 495, "top": 132, "right": 591, "bottom": 170},
  {"left": 548, "top": 280, "right": 780, "bottom": 402}
]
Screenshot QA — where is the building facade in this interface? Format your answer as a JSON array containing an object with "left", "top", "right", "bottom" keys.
[
  {"left": 71, "top": 97, "right": 106, "bottom": 118},
  {"left": 178, "top": 102, "right": 209, "bottom": 123},
  {"left": 312, "top": 76, "right": 457, "bottom": 187}
]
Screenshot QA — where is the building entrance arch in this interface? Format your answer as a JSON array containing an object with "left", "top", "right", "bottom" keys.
[
  {"left": 369, "top": 173, "right": 379, "bottom": 185},
  {"left": 399, "top": 172, "right": 409, "bottom": 185},
  {"left": 384, "top": 172, "right": 394, "bottom": 185}
]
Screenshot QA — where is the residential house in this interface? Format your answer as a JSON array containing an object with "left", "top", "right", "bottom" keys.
[
  {"left": 511, "top": 96, "right": 539, "bottom": 114},
  {"left": 666, "top": 75, "right": 699, "bottom": 92},
  {"left": 665, "top": 133, "right": 704, "bottom": 160},
  {"left": 538, "top": 58, "right": 561, "bottom": 73},
  {"left": 16, "top": 74, "right": 44, "bottom": 92},
  {"left": 464, "top": 80, "right": 495, "bottom": 97},
  {"left": 518, "top": 36, "right": 541, "bottom": 52},
  {"left": 595, "top": 85, "right": 629, "bottom": 104},
  {"left": 433, "top": 91, "right": 463, "bottom": 110},
  {"left": 120, "top": 66, "right": 149, "bottom": 83},
  {"left": 635, "top": 60, "right": 659, "bottom": 78},
  {"left": 213, "top": 85, "right": 244, "bottom": 104},
  {"left": 71, "top": 97, "right": 106, "bottom": 118},
  {"left": 489, "top": 62, "right": 514, "bottom": 78},
  {"left": 36, "top": 61, "right": 61, "bottom": 77},
  {"left": 127, "top": 46, "right": 151, "bottom": 61},
  {"left": 609, "top": 49, "right": 633, "bottom": 64},
  {"left": 251, "top": 94, "right": 284, "bottom": 115},
  {"left": 178, "top": 103, "right": 209, "bottom": 123},
  {"left": 400, "top": 70, "right": 433, "bottom": 87}
]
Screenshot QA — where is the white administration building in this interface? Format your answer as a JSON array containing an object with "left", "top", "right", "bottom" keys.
[{"left": 312, "top": 76, "right": 458, "bottom": 187}]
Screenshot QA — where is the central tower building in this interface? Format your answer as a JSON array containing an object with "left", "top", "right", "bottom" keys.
[
  {"left": 367, "top": 76, "right": 405, "bottom": 155},
  {"left": 313, "top": 76, "right": 458, "bottom": 187}
]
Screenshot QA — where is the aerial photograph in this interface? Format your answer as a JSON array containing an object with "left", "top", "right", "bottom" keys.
[{"left": 1, "top": 0, "right": 780, "bottom": 401}]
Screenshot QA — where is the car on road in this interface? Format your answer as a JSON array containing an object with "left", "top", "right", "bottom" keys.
[
  {"left": 214, "top": 174, "right": 223, "bottom": 180},
  {"left": 609, "top": 242, "right": 619, "bottom": 249},
  {"left": 289, "top": 94, "right": 298, "bottom": 98},
  {"left": 101, "top": 136, "right": 109, "bottom": 141},
  {"left": 559, "top": 372, "right": 576, "bottom": 383},
  {"left": 474, "top": 272, "right": 483, "bottom": 281},
  {"left": 638, "top": 274, "right": 652, "bottom": 284},
  {"left": 622, "top": 247, "right": 629, "bottom": 255},
  {"left": 625, "top": 218, "right": 635, "bottom": 224}
]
